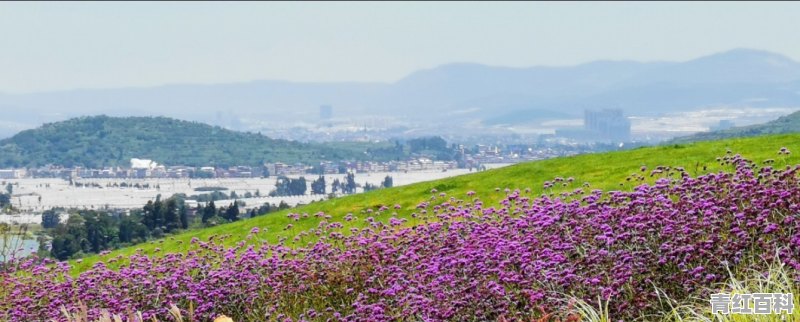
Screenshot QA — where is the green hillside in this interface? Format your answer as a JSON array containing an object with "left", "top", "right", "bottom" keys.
[
  {"left": 71, "top": 133, "right": 800, "bottom": 273},
  {"left": 672, "top": 110, "right": 800, "bottom": 143},
  {"left": 0, "top": 115, "right": 396, "bottom": 168}
]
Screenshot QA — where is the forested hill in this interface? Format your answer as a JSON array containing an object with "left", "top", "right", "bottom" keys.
[
  {"left": 671, "top": 110, "right": 800, "bottom": 143},
  {"left": 0, "top": 116, "right": 381, "bottom": 168}
]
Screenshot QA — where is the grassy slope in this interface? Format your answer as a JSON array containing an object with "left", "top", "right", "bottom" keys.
[{"left": 73, "top": 134, "right": 800, "bottom": 272}]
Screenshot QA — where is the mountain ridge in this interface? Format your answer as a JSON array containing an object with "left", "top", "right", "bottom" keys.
[{"left": 1, "top": 48, "right": 799, "bottom": 135}]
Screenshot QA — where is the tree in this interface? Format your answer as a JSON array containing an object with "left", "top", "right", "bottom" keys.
[
  {"left": 0, "top": 193, "right": 9, "bottom": 208},
  {"left": 179, "top": 205, "right": 189, "bottom": 229},
  {"left": 118, "top": 212, "right": 148, "bottom": 244},
  {"left": 163, "top": 198, "right": 180, "bottom": 232},
  {"left": 51, "top": 234, "right": 80, "bottom": 261},
  {"left": 382, "top": 175, "right": 393, "bottom": 188},
  {"left": 50, "top": 213, "right": 88, "bottom": 260},
  {"left": 153, "top": 195, "right": 164, "bottom": 229},
  {"left": 191, "top": 191, "right": 228, "bottom": 203},
  {"left": 81, "top": 210, "right": 117, "bottom": 254},
  {"left": 223, "top": 202, "right": 239, "bottom": 222},
  {"left": 273, "top": 176, "right": 307, "bottom": 196},
  {"left": 142, "top": 200, "right": 157, "bottom": 230},
  {"left": 344, "top": 172, "right": 357, "bottom": 194},
  {"left": 151, "top": 227, "right": 164, "bottom": 239},
  {"left": 331, "top": 179, "right": 340, "bottom": 194},
  {"left": 202, "top": 200, "right": 216, "bottom": 224},
  {"left": 41, "top": 209, "right": 61, "bottom": 229},
  {"left": 290, "top": 177, "right": 307, "bottom": 195},
  {"left": 273, "top": 176, "right": 291, "bottom": 196},
  {"left": 252, "top": 203, "right": 274, "bottom": 217},
  {"left": 311, "top": 176, "right": 326, "bottom": 195},
  {"left": 364, "top": 183, "right": 379, "bottom": 192},
  {"left": 4, "top": 183, "right": 12, "bottom": 195}
]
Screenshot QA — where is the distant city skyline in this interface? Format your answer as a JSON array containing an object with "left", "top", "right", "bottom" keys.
[{"left": 2, "top": 2, "right": 800, "bottom": 93}]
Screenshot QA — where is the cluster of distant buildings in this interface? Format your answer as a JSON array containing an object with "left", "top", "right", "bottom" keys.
[
  {"left": 0, "top": 140, "right": 618, "bottom": 181},
  {"left": 0, "top": 158, "right": 259, "bottom": 180},
  {"left": 0, "top": 169, "right": 25, "bottom": 179},
  {"left": 0, "top": 157, "right": 465, "bottom": 180},
  {"left": 555, "top": 109, "right": 631, "bottom": 143}
]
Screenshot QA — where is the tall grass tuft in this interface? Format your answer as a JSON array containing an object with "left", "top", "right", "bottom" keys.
[
  {"left": 568, "top": 257, "right": 799, "bottom": 322},
  {"left": 59, "top": 303, "right": 195, "bottom": 322},
  {"left": 668, "top": 257, "right": 799, "bottom": 322},
  {"left": 568, "top": 296, "right": 611, "bottom": 322}
]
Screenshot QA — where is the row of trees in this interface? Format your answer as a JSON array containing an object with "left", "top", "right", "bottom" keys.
[
  {"left": 44, "top": 193, "right": 295, "bottom": 260},
  {"left": 189, "top": 191, "right": 230, "bottom": 203},
  {"left": 141, "top": 196, "right": 189, "bottom": 233},
  {"left": 50, "top": 210, "right": 118, "bottom": 260},
  {"left": 271, "top": 173, "right": 395, "bottom": 196},
  {"left": 364, "top": 176, "right": 393, "bottom": 192},
  {"left": 199, "top": 200, "right": 241, "bottom": 224},
  {"left": 331, "top": 173, "right": 357, "bottom": 195},
  {"left": 187, "top": 190, "right": 262, "bottom": 203},
  {"left": 47, "top": 194, "right": 191, "bottom": 260},
  {"left": 271, "top": 176, "right": 308, "bottom": 196},
  {"left": 247, "top": 201, "right": 291, "bottom": 218}
]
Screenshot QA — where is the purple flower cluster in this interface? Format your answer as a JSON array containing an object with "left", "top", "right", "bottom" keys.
[{"left": 2, "top": 154, "right": 800, "bottom": 321}]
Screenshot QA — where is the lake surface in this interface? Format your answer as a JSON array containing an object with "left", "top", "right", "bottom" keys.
[{"left": 0, "top": 237, "right": 39, "bottom": 262}]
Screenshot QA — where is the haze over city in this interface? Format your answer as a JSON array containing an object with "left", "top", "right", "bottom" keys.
[{"left": 1, "top": 2, "right": 800, "bottom": 143}]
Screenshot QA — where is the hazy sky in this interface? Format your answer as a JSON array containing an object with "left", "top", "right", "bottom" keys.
[{"left": 2, "top": 2, "right": 800, "bottom": 93}]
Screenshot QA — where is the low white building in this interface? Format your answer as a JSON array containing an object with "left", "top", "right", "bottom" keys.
[
  {"left": 0, "top": 169, "right": 23, "bottom": 179},
  {"left": 130, "top": 158, "right": 159, "bottom": 170}
]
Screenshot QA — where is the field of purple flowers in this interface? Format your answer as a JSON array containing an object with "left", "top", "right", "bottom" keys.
[{"left": 2, "top": 152, "right": 799, "bottom": 321}]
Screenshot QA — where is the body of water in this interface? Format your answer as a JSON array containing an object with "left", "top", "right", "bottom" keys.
[{"left": 0, "top": 237, "right": 39, "bottom": 262}]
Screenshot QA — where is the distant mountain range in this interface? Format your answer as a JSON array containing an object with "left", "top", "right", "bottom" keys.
[
  {"left": 0, "top": 116, "right": 398, "bottom": 168},
  {"left": 1, "top": 48, "right": 800, "bottom": 137},
  {"left": 671, "top": 110, "right": 800, "bottom": 143}
]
